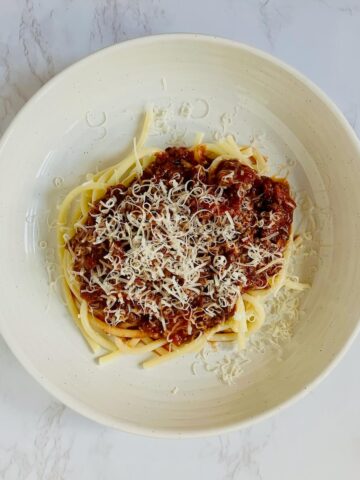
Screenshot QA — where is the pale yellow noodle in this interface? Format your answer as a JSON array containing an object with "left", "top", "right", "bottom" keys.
[{"left": 57, "top": 107, "right": 297, "bottom": 368}]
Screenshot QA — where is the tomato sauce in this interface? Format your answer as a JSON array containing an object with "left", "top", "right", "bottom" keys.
[{"left": 69, "top": 147, "right": 295, "bottom": 345}]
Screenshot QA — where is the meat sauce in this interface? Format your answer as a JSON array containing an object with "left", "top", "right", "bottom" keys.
[{"left": 69, "top": 147, "right": 295, "bottom": 345}]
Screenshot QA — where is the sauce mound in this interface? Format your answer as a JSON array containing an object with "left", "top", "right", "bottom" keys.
[{"left": 69, "top": 147, "right": 295, "bottom": 345}]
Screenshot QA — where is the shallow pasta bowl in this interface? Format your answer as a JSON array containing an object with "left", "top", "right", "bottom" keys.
[{"left": 0, "top": 34, "right": 360, "bottom": 437}]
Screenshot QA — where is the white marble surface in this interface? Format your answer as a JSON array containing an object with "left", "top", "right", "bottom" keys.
[{"left": 1, "top": 1, "right": 360, "bottom": 478}]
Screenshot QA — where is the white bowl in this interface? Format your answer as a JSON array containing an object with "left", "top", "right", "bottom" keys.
[{"left": 1, "top": 34, "right": 360, "bottom": 438}]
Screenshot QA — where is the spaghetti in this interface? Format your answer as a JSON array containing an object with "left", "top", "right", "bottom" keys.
[{"left": 57, "top": 108, "right": 305, "bottom": 368}]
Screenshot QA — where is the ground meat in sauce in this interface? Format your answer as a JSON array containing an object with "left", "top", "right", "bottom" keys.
[{"left": 69, "top": 147, "right": 296, "bottom": 346}]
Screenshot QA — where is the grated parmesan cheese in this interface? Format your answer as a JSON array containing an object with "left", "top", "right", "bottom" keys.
[
  {"left": 161, "top": 77, "right": 168, "bottom": 91},
  {"left": 53, "top": 176, "right": 64, "bottom": 188},
  {"left": 179, "top": 102, "right": 192, "bottom": 118},
  {"left": 152, "top": 105, "right": 172, "bottom": 134},
  {"left": 78, "top": 177, "right": 253, "bottom": 328}
]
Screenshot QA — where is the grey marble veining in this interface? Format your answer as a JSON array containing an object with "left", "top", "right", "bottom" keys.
[{"left": 1, "top": 1, "right": 360, "bottom": 479}]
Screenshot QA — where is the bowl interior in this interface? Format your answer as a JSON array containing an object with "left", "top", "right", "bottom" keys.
[{"left": 1, "top": 35, "right": 360, "bottom": 436}]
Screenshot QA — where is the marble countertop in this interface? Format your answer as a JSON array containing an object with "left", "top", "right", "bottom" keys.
[{"left": 1, "top": 1, "right": 360, "bottom": 478}]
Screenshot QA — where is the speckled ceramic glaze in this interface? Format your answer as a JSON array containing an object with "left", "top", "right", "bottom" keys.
[{"left": 1, "top": 34, "right": 360, "bottom": 437}]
